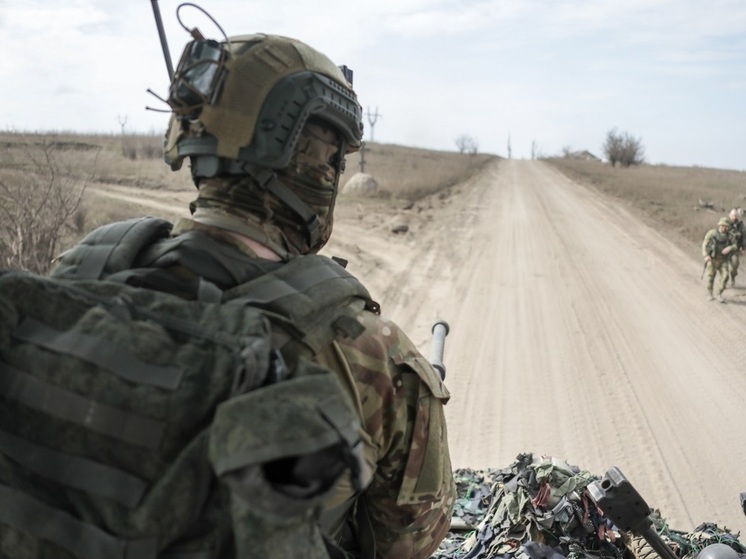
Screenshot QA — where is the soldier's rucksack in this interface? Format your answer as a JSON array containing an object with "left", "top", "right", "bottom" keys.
[{"left": 0, "top": 217, "right": 375, "bottom": 559}]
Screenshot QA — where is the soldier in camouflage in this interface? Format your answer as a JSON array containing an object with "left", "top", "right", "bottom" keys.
[
  {"left": 702, "top": 217, "right": 737, "bottom": 302},
  {"left": 726, "top": 208, "right": 745, "bottom": 286},
  {"left": 158, "top": 32, "right": 455, "bottom": 557}
]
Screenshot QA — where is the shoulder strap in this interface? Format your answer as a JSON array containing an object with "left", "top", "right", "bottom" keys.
[
  {"left": 51, "top": 217, "right": 173, "bottom": 280},
  {"left": 224, "top": 255, "right": 379, "bottom": 354}
]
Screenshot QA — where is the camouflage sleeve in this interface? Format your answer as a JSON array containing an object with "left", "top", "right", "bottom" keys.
[
  {"left": 702, "top": 230, "right": 713, "bottom": 256},
  {"left": 333, "top": 311, "right": 456, "bottom": 559}
]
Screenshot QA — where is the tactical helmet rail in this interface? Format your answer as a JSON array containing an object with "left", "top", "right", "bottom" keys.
[{"left": 164, "top": 26, "right": 364, "bottom": 179}]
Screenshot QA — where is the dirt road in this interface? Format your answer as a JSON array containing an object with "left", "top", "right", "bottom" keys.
[
  {"left": 91, "top": 159, "right": 746, "bottom": 534},
  {"left": 328, "top": 159, "right": 746, "bottom": 535}
]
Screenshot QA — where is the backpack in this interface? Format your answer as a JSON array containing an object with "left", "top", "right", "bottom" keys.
[{"left": 0, "top": 217, "right": 375, "bottom": 559}]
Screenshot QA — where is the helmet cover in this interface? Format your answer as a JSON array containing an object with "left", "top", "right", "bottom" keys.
[{"left": 165, "top": 33, "right": 363, "bottom": 173}]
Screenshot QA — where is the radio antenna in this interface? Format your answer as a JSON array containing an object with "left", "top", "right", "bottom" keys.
[{"left": 150, "top": 0, "right": 174, "bottom": 80}]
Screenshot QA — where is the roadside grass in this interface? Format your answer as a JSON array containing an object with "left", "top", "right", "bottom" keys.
[
  {"left": 341, "top": 142, "right": 497, "bottom": 202},
  {"left": 0, "top": 131, "right": 192, "bottom": 191},
  {"left": 545, "top": 157, "right": 746, "bottom": 257},
  {"left": 4, "top": 130, "right": 746, "bottom": 263},
  {"left": 1, "top": 131, "right": 497, "bottom": 230}
]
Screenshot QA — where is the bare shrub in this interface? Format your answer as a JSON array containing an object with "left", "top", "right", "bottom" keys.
[
  {"left": 121, "top": 134, "right": 163, "bottom": 161},
  {"left": 122, "top": 137, "right": 139, "bottom": 160},
  {"left": 603, "top": 128, "right": 645, "bottom": 167},
  {"left": 455, "top": 135, "right": 479, "bottom": 155},
  {"left": 0, "top": 138, "right": 98, "bottom": 273}
]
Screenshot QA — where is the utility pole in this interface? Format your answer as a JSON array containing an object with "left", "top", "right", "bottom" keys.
[
  {"left": 117, "top": 114, "right": 128, "bottom": 135},
  {"left": 358, "top": 142, "right": 367, "bottom": 173},
  {"left": 365, "top": 107, "right": 382, "bottom": 142}
]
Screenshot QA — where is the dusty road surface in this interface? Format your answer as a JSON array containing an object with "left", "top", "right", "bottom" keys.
[
  {"left": 91, "top": 159, "right": 746, "bottom": 534},
  {"left": 328, "top": 159, "right": 746, "bottom": 536}
]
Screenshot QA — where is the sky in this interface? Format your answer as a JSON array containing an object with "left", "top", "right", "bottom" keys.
[{"left": 1, "top": 0, "right": 745, "bottom": 170}]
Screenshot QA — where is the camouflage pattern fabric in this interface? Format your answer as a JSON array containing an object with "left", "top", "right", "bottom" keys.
[
  {"left": 729, "top": 219, "right": 745, "bottom": 251},
  {"left": 435, "top": 453, "right": 626, "bottom": 559},
  {"left": 187, "top": 120, "right": 343, "bottom": 257},
  {"left": 627, "top": 513, "right": 746, "bottom": 559},
  {"left": 702, "top": 228, "right": 736, "bottom": 294},
  {"left": 728, "top": 220, "right": 745, "bottom": 281},
  {"left": 47, "top": 217, "right": 455, "bottom": 559},
  {"left": 316, "top": 311, "right": 455, "bottom": 559},
  {"left": 431, "top": 456, "right": 746, "bottom": 559}
]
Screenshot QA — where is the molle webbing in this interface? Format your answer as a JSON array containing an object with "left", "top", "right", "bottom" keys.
[
  {"left": 13, "top": 317, "right": 184, "bottom": 389},
  {"left": 224, "top": 254, "right": 377, "bottom": 353},
  {"left": 51, "top": 217, "right": 173, "bottom": 280},
  {"left": 708, "top": 232, "right": 730, "bottom": 258},
  {"left": 0, "top": 360, "right": 166, "bottom": 448},
  {"left": 0, "top": 428, "right": 147, "bottom": 507},
  {"left": 0, "top": 483, "right": 158, "bottom": 559},
  {"left": 0, "top": 269, "right": 274, "bottom": 555}
]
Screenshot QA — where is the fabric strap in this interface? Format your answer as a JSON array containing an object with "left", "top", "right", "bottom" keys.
[
  {"left": 0, "top": 483, "right": 158, "bottom": 559},
  {"left": 13, "top": 317, "right": 184, "bottom": 390},
  {"left": 0, "top": 361, "right": 165, "bottom": 449}
]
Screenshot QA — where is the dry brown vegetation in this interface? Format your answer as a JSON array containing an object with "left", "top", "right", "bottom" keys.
[
  {"left": 2, "top": 129, "right": 745, "bottom": 271},
  {"left": 545, "top": 157, "right": 746, "bottom": 258},
  {"left": 341, "top": 142, "right": 496, "bottom": 201}
]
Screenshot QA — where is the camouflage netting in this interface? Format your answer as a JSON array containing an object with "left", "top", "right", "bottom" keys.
[{"left": 432, "top": 453, "right": 746, "bottom": 559}]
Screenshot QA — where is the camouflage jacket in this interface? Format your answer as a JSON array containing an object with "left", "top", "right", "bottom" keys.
[
  {"left": 169, "top": 218, "right": 455, "bottom": 557},
  {"left": 53, "top": 217, "right": 456, "bottom": 559},
  {"left": 316, "top": 312, "right": 455, "bottom": 559},
  {"left": 730, "top": 220, "right": 746, "bottom": 250},
  {"left": 177, "top": 222, "right": 456, "bottom": 558},
  {"left": 702, "top": 228, "right": 736, "bottom": 259}
]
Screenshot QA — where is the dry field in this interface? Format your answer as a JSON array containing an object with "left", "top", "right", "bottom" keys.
[
  {"left": 4, "top": 131, "right": 743, "bottom": 265},
  {"left": 4, "top": 131, "right": 744, "bottom": 257},
  {"left": 3, "top": 132, "right": 746, "bottom": 545},
  {"left": 545, "top": 157, "right": 746, "bottom": 258}
]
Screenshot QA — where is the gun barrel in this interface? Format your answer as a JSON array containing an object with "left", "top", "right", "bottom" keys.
[
  {"left": 430, "top": 320, "right": 450, "bottom": 381},
  {"left": 589, "top": 467, "right": 679, "bottom": 559},
  {"left": 641, "top": 525, "right": 680, "bottom": 559}
]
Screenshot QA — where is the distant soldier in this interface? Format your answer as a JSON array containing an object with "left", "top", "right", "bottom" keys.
[
  {"left": 727, "top": 208, "right": 745, "bottom": 286},
  {"left": 702, "top": 217, "right": 737, "bottom": 302}
]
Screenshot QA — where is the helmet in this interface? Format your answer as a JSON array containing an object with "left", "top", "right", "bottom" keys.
[
  {"left": 719, "top": 217, "right": 731, "bottom": 227},
  {"left": 697, "top": 544, "right": 740, "bottom": 559},
  {"left": 164, "top": 33, "right": 363, "bottom": 177},
  {"left": 163, "top": 32, "right": 364, "bottom": 254}
]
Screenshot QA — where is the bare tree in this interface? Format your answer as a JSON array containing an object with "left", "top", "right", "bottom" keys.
[
  {"left": 561, "top": 145, "right": 573, "bottom": 158},
  {"left": 0, "top": 139, "right": 98, "bottom": 274},
  {"left": 603, "top": 128, "right": 645, "bottom": 167},
  {"left": 507, "top": 134, "right": 512, "bottom": 159},
  {"left": 455, "top": 134, "right": 479, "bottom": 154}
]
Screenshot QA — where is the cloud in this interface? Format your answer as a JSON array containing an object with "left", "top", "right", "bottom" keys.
[{"left": 2, "top": 0, "right": 745, "bottom": 169}]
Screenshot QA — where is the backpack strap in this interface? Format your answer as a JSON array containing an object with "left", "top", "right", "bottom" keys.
[
  {"left": 224, "top": 254, "right": 379, "bottom": 354},
  {"left": 0, "top": 484, "right": 158, "bottom": 559},
  {"left": 51, "top": 217, "right": 173, "bottom": 280}
]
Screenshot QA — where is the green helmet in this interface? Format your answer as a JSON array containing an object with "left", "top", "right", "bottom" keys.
[
  {"left": 719, "top": 217, "right": 731, "bottom": 227},
  {"left": 697, "top": 544, "right": 739, "bottom": 559},
  {"left": 164, "top": 33, "right": 363, "bottom": 177}
]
